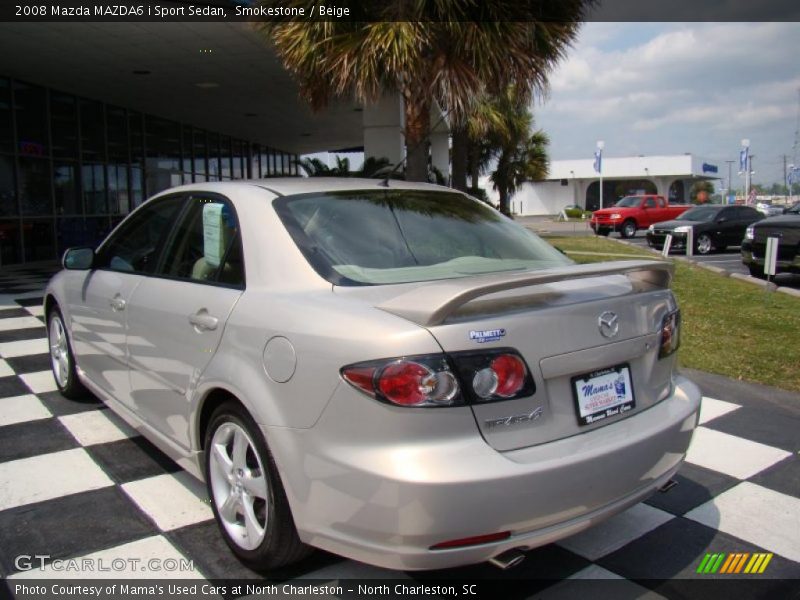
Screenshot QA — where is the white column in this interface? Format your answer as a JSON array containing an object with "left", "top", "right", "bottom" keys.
[{"left": 363, "top": 93, "right": 404, "bottom": 165}]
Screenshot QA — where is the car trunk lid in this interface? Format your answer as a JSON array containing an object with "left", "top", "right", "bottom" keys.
[{"left": 337, "top": 261, "right": 678, "bottom": 452}]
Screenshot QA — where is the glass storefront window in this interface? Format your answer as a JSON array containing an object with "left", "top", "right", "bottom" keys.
[
  {"left": 146, "top": 116, "right": 180, "bottom": 172},
  {"left": 0, "top": 219, "right": 21, "bottom": 265},
  {"left": 82, "top": 163, "right": 107, "bottom": 214},
  {"left": 107, "top": 106, "right": 129, "bottom": 161},
  {"left": 51, "top": 93, "right": 78, "bottom": 159},
  {"left": 19, "top": 157, "right": 52, "bottom": 216},
  {"left": 15, "top": 82, "right": 48, "bottom": 157},
  {"left": 0, "top": 78, "right": 14, "bottom": 153},
  {"left": 56, "top": 217, "right": 87, "bottom": 255},
  {"left": 193, "top": 129, "right": 207, "bottom": 179},
  {"left": 129, "top": 111, "right": 144, "bottom": 162},
  {"left": 220, "top": 135, "right": 231, "bottom": 180},
  {"left": 22, "top": 218, "right": 55, "bottom": 262},
  {"left": 232, "top": 139, "right": 243, "bottom": 179},
  {"left": 182, "top": 125, "right": 193, "bottom": 174},
  {"left": 54, "top": 163, "right": 80, "bottom": 215},
  {"left": 0, "top": 155, "right": 16, "bottom": 216},
  {"left": 108, "top": 163, "right": 130, "bottom": 215},
  {"left": 130, "top": 164, "right": 144, "bottom": 209},
  {"left": 80, "top": 99, "right": 105, "bottom": 161},
  {"left": 207, "top": 132, "right": 220, "bottom": 181}
]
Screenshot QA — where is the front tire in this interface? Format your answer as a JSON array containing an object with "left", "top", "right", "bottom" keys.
[
  {"left": 204, "top": 402, "right": 311, "bottom": 571},
  {"left": 620, "top": 220, "right": 637, "bottom": 239},
  {"left": 748, "top": 264, "right": 767, "bottom": 279},
  {"left": 696, "top": 233, "right": 713, "bottom": 255},
  {"left": 47, "top": 307, "right": 87, "bottom": 399}
]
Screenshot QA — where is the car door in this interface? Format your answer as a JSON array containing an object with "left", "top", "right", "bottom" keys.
[
  {"left": 642, "top": 196, "right": 658, "bottom": 226},
  {"left": 125, "top": 193, "right": 245, "bottom": 451},
  {"left": 66, "top": 195, "right": 185, "bottom": 404}
]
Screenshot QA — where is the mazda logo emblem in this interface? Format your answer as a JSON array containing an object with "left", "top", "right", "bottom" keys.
[{"left": 598, "top": 311, "right": 619, "bottom": 338}]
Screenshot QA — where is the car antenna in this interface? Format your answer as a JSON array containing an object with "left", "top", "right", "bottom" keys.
[{"left": 379, "top": 112, "right": 449, "bottom": 187}]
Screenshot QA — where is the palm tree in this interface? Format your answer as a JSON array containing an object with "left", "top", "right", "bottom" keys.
[
  {"left": 478, "top": 87, "right": 550, "bottom": 215},
  {"left": 261, "top": 2, "right": 592, "bottom": 182}
]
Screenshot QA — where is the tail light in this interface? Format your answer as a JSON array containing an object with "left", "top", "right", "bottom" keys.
[
  {"left": 341, "top": 349, "right": 535, "bottom": 408},
  {"left": 659, "top": 309, "right": 681, "bottom": 358}
]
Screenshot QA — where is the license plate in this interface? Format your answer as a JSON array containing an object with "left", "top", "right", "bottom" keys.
[{"left": 572, "top": 365, "right": 635, "bottom": 426}]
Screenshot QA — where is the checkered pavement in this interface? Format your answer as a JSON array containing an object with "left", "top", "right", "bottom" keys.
[{"left": 0, "top": 263, "right": 798, "bottom": 599}]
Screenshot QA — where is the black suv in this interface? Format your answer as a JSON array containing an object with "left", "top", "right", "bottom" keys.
[{"left": 741, "top": 202, "right": 800, "bottom": 278}]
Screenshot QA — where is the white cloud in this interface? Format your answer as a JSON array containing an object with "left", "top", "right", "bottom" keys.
[{"left": 536, "top": 22, "right": 800, "bottom": 185}]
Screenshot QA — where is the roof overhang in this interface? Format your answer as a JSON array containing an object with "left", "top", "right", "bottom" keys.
[{"left": 0, "top": 22, "right": 364, "bottom": 154}]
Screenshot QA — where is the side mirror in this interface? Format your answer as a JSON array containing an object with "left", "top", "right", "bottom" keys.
[
  {"left": 716, "top": 217, "right": 727, "bottom": 223},
  {"left": 63, "top": 247, "right": 95, "bottom": 270}
]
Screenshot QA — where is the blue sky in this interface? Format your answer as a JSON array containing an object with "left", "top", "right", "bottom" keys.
[{"left": 534, "top": 22, "right": 800, "bottom": 189}]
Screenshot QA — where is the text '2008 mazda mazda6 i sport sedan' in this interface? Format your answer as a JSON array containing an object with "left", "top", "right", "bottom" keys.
[{"left": 44, "top": 178, "right": 700, "bottom": 572}]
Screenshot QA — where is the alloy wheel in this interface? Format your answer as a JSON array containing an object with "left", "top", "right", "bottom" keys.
[
  {"left": 49, "top": 314, "right": 70, "bottom": 389},
  {"left": 697, "top": 234, "right": 712, "bottom": 255},
  {"left": 208, "top": 422, "right": 270, "bottom": 551}
]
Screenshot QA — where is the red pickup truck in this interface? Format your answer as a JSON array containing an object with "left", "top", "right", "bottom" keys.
[{"left": 590, "top": 195, "right": 691, "bottom": 238}]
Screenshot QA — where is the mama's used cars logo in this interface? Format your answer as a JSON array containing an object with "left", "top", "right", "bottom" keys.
[{"left": 696, "top": 551, "right": 773, "bottom": 574}]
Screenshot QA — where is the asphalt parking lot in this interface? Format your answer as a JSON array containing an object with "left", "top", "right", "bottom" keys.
[{"left": 0, "top": 263, "right": 797, "bottom": 600}]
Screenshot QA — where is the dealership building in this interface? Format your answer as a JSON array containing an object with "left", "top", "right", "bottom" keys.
[
  {"left": 0, "top": 20, "right": 721, "bottom": 264},
  {"left": 0, "top": 21, "right": 449, "bottom": 266},
  {"left": 494, "top": 154, "right": 722, "bottom": 216}
]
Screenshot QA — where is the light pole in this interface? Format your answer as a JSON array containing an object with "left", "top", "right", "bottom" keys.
[
  {"left": 596, "top": 140, "right": 605, "bottom": 209},
  {"left": 789, "top": 164, "right": 797, "bottom": 200}
]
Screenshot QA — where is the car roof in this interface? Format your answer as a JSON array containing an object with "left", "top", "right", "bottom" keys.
[{"left": 248, "top": 177, "right": 454, "bottom": 196}]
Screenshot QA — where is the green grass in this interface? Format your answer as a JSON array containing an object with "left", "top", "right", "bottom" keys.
[{"left": 542, "top": 235, "right": 800, "bottom": 392}]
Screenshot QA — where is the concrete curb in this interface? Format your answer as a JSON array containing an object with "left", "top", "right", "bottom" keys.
[{"left": 776, "top": 286, "right": 800, "bottom": 298}]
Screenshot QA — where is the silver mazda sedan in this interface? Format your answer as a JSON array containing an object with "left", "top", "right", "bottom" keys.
[{"left": 45, "top": 179, "right": 700, "bottom": 571}]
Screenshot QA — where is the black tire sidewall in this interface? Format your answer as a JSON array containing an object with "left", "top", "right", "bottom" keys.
[
  {"left": 47, "top": 307, "right": 81, "bottom": 397},
  {"left": 203, "top": 403, "right": 284, "bottom": 565}
]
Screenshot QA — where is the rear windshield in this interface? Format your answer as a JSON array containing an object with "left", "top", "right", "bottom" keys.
[
  {"left": 676, "top": 206, "right": 718, "bottom": 221},
  {"left": 273, "top": 190, "right": 572, "bottom": 286}
]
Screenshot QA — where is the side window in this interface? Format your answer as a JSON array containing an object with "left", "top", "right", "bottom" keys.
[
  {"left": 657, "top": 197, "right": 666, "bottom": 208},
  {"left": 718, "top": 208, "right": 734, "bottom": 220},
  {"left": 96, "top": 196, "right": 185, "bottom": 273},
  {"left": 645, "top": 197, "right": 657, "bottom": 208},
  {"left": 158, "top": 194, "right": 245, "bottom": 288}
]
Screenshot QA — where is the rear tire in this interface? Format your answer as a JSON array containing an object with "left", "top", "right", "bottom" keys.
[
  {"left": 47, "top": 307, "right": 87, "bottom": 399},
  {"left": 620, "top": 220, "right": 637, "bottom": 239},
  {"left": 204, "top": 401, "right": 311, "bottom": 571},
  {"left": 696, "top": 233, "right": 713, "bottom": 255}
]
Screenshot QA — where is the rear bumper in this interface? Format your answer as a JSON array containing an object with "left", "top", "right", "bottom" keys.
[{"left": 265, "top": 376, "right": 701, "bottom": 570}]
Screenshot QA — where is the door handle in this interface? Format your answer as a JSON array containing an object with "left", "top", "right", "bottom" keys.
[
  {"left": 110, "top": 296, "right": 126, "bottom": 311},
  {"left": 189, "top": 311, "right": 219, "bottom": 332}
]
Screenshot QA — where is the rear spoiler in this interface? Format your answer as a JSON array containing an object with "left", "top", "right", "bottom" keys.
[{"left": 377, "top": 260, "right": 673, "bottom": 327}]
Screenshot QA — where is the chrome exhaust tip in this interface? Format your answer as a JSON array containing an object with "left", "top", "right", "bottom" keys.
[
  {"left": 658, "top": 479, "right": 678, "bottom": 493},
  {"left": 488, "top": 548, "right": 526, "bottom": 570}
]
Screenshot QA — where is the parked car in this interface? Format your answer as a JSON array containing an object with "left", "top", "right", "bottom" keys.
[
  {"left": 646, "top": 205, "right": 763, "bottom": 255},
  {"left": 45, "top": 179, "right": 700, "bottom": 572},
  {"left": 590, "top": 195, "right": 691, "bottom": 238},
  {"left": 742, "top": 201, "right": 800, "bottom": 278},
  {"left": 755, "top": 202, "right": 785, "bottom": 217}
]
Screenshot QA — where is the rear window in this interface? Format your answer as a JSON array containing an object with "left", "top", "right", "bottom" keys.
[{"left": 273, "top": 189, "right": 572, "bottom": 286}]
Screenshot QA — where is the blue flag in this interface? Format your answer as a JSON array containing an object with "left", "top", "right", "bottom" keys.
[
  {"left": 739, "top": 146, "right": 749, "bottom": 173},
  {"left": 593, "top": 150, "right": 602, "bottom": 173}
]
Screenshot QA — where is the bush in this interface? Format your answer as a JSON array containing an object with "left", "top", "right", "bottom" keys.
[{"left": 564, "top": 207, "right": 591, "bottom": 219}]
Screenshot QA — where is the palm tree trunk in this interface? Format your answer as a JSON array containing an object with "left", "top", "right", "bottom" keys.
[
  {"left": 404, "top": 96, "right": 431, "bottom": 182},
  {"left": 451, "top": 128, "right": 468, "bottom": 191},
  {"left": 468, "top": 141, "right": 480, "bottom": 189},
  {"left": 498, "top": 186, "right": 510, "bottom": 216}
]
